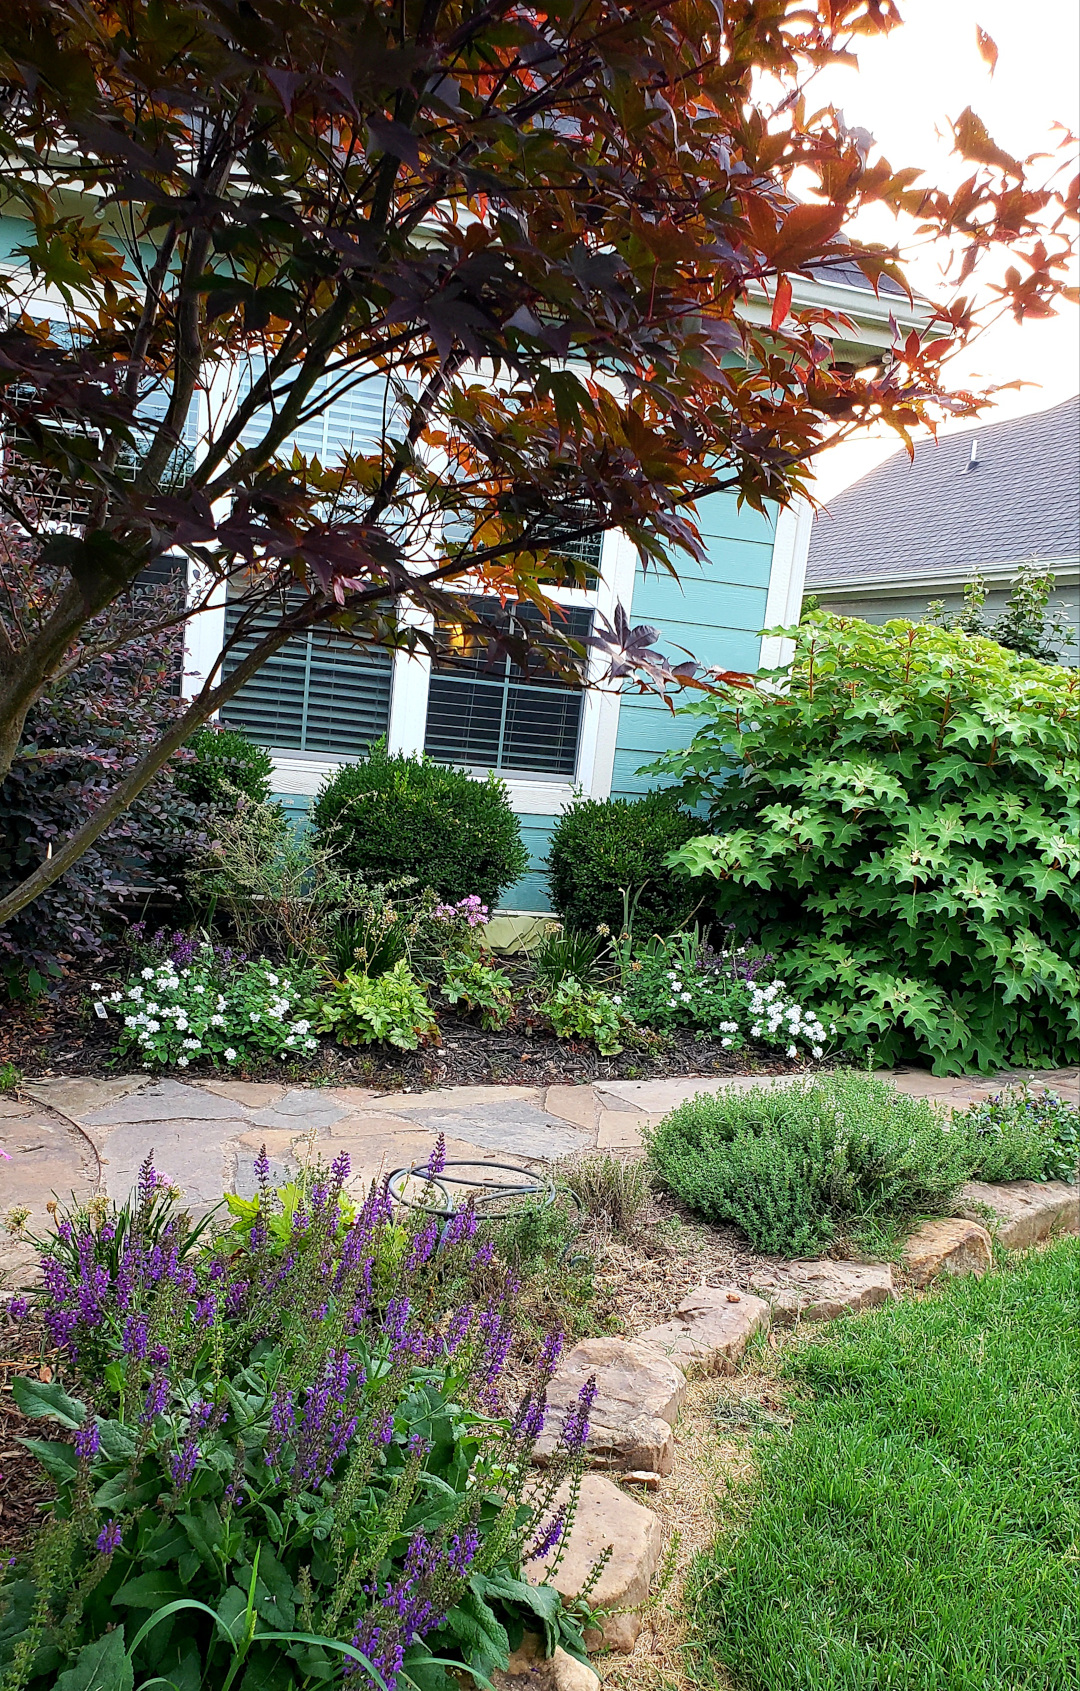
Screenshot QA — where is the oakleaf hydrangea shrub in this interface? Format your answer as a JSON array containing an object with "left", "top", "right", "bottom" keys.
[
  {"left": 0, "top": 1153, "right": 595, "bottom": 1691},
  {"left": 963, "top": 1085, "right": 1080, "bottom": 1185},
  {"left": 657, "top": 613, "right": 1080, "bottom": 1074},
  {"left": 97, "top": 936, "right": 319, "bottom": 1067},
  {"left": 645, "top": 1072, "right": 973, "bottom": 1256}
]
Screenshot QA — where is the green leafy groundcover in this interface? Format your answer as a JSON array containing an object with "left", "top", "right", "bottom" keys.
[
  {"left": 657, "top": 612, "right": 1080, "bottom": 1074},
  {"left": 687, "top": 1239, "right": 1080, "bottom": 1691},
  {"left": 0, "top": 1158, "right": 594, "bottom": 1691}
]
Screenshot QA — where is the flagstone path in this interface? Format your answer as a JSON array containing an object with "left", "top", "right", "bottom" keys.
[{"left": 2, "top": 1065, "right": 1077, "bottom": 1286}]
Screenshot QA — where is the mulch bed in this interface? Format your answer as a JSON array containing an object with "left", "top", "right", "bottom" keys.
[{"left": 0, "top": 956, "right": 805, "bottom": 1090}]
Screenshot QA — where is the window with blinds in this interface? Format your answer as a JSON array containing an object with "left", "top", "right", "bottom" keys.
[
  {"left": 424, "top": 597, "right": 592, "bottom": 779},
  {"left": 234, "top": 366, "right": 404, "bottom": 463},
  {"left": 218, "top": 602, "right": 392, "bottom": 758}
]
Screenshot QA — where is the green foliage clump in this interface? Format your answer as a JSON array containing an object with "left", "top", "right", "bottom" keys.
[
  {"left": 311, "top": 747, "right": 528, "bottom": 912},
  {"left": 688, "top": 1240, "right": 1080, "bottom": 1691},
  {"left": 441, "top": 956, "right": 515, "bottom": 1029},
  {"left": 528, "top": 925, "right": 608, "bottom": 991},
  {"left": 544, "top": 793, "right": 703, "bottom": 937},
  {"left": 543, "top": 978, "right": 636, "bottom": 1057},
  {"left": 964, "top": 1085, "right": 1080, "bottom": 1185},
  {"left": 646, "top": 1071, "right": 971, "bottom": 1256},
  {"left": 660, "top": 612, "right": 1080, "bottom": 1074},
  {"left": 316, "top": 960, "right": 436, "bottom": 1049},
  {"left": 180, "top": 724, "right": 275, "bottom": 808}
]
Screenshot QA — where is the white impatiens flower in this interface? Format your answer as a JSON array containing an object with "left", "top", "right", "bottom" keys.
[
  {"left": 90, "top": 982, "right": 101, "bottom": 991},
  {"left": 217, "top": 996, "right": 226, "bottom": 1011},
  {"left": 210, "top": 1014, "right": 225, "bottom": 1027},
  {"left": 145, "top": 1020, "right": 161, "bottom": 1034},
  {"left": 182, "top": 1038, "right": 202, "bottom": 1050},
  {"left": 812, "top": 1046, "right": 824, "bottom": 1059},
  {"left": 141, "top": 967, "right": 155, "bottom": 980},
  {"left": 266, "top": 972, "right": 279, "bottom": 986},
  {"left": 304, "top": 1037, "right": 317, "bottom": 1050},
  {"left": 680, "top": 992, "right": 692, "bottom": 1003},
  {"left": 224, "top": 1048, "right": 238, "bottom": 1062},
  {"left": 250, "top": 1012, "right": 260, "bottom": 1024},
  {"left": 787, "top": 1044, "right": 797, "bottom": 1058},
  {"left": 721, "top": 1037, "right": 733, "bottom": 1048},
  {"left": 294, "top": 1019, "right": 310, "bottom": 1033},
  {"left": 610, "top": 998, "right": 621, "bottom": 1008},
  {"left": 193, "top": 984, "right": 205, "bottom": 995},
  {"left": 177, "top": 1055, "right": 189, "bottom": 1068},
  {"left": 109, "top": 991, "right": 122, "bottom": 1003}
]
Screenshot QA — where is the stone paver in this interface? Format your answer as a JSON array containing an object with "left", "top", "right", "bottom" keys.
[
  {"left": 957, "top": 1179, "right": 1079, "bottom": 1250},
  {"left": 636, "top": 1286, "right": 771, "bottom": 1375},
  {"left": 528, "top": 1473, "right": 664, "bottom": 1653},
  {"left": 533, "top": 1336, "right": 686, "bottom": 1476},
  {"left": 747, "top": 1260, "right": 896, "bottom": 1324},
  {"left": 0, "top": 1112, "right": 97, "bottom": 1227},
  {"left": 902, "top": 1217, "right": 993, "bottom": 1286},
  {"left": 7, "top": 1063, "right": 1077, "bottom": 1242},
  {"left": 496, "top": 1638, "right": 599, "bottom": 1691}
]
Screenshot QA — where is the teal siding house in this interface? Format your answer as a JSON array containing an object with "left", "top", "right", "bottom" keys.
[{"left": 191, "top": 484, "right": 811, "bottom": 928}]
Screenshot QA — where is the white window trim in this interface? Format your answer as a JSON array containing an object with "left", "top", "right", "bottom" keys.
[{"left": 758, "top": 495, "right": 813, "bottom": 672}]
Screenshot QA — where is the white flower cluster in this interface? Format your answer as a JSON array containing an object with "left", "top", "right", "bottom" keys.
[
  {"left": 94, "top": 949, "right": 318, "bottom": 1071},
  {"left": 748, "top": 980, "right": 833, "bottom": 1059}
]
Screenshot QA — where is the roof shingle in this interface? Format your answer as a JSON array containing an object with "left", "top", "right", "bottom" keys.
[{"left": 807, "top": 395, "right": 1080, "bottom": 587}]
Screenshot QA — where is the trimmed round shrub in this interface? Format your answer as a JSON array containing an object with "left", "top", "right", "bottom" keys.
[
  {"left": 180, "top": 724, "right": 274, "bottom": 808},
  {"left": 545, "top": 792, "right": 703, "bottom": 936},
  {"left": 311, "top": 746, "right": 528, "bottom": 910}
]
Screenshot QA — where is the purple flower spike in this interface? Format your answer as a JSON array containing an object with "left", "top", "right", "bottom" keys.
[
  {"left": 5, "top": 1296, "right": 29, "bottom": 1321},
  {"left": 331, "top": 1149, "right": 352, "bottom": 1186},
  {"left": 96, "top": 1520, "right": 122, "bottom": 1555},
  {"left": 561, "top": 1375, "right": 597, "bottom": 1454},
  {"left": 253, "top": 1145, "right": 270, "bottom": 1188},
  {"left": 527, "top": 1509, "right": 565, "bottom": 1563},
  {"left": 122, "top": 1313, "right": 149, "bottom": 1359},
  {"left": 74, "top": 1419, "right": 101, "bottom": 1461},
  {"left": 142, "top": 1371, "right": 169, "bottom": 1422},
  {"left": 425, "top": 1133, "right": 446, "bottom": 1179}
]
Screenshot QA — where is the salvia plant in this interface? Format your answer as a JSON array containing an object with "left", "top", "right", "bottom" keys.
[{"left": 0, "top": 1147, "right": 597, "bottom": 1691}]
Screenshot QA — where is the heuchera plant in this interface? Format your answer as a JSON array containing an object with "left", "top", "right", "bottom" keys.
[{"left": 1, "top": 1148, "right": 596, "bottom": 1691}]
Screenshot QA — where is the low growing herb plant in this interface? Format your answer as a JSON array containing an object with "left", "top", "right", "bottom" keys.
[
  {"left": 646, "top": 1071, "right": 973, "bottom": 1256},
  {"left": 0, "top": 1152, "right": 597, "bottom": 1691},
  {"left": 316, "top": 961, "right": 438, "bottom": 1049},
  {"left": 97, "top": 940, "right": 319, "bottom": 1068}
]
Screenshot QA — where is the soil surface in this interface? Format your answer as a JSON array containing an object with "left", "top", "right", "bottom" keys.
[
  {"left": 0, "top": 957, "right": 805, "bottom": 1090},
  {"left": 0, "top": 1312, "right": 57, "bottom": 1560}
]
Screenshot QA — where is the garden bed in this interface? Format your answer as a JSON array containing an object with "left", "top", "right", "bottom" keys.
[{"left": 0, "top": 957, "right": 810, "bottom": 1089}]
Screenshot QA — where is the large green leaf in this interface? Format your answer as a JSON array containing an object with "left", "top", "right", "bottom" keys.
[
  {"left": 11, "top": 1375, "right": 86, "bottom": 1429},
  {"left": 17, "top": 1436, "right": 79, "bottom": 1483},
  {"left": 53, "top": 1628, "right": 132, "bottom": 1691},
  {"left": 113, "top": 1573, "right": 187, "bottom": 1609}
]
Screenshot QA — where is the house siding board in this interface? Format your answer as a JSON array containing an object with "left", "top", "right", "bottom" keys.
[{"left": 609, "top": 494, "right": 771, "bottom": 806}]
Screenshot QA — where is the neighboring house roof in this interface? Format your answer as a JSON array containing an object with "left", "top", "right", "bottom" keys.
[{"left": 807, "top": 394, "right": 1080, "bottom": 591}]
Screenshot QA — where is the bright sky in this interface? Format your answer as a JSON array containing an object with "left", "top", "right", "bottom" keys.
[{"left": 807, "top": 0, "right": 1080, "bottom": 505}]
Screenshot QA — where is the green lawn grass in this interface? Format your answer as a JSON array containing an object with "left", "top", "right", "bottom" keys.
[{"left": 687, "top": 1239, "right": 1080, "bottom": 1690}]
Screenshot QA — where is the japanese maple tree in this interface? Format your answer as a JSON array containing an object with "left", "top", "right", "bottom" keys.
[{"left": 0, "top": 0, "right": 1076, "bottom": 929}]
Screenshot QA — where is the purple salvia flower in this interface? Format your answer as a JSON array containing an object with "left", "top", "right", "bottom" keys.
[
  {"left": 225, "top": 1279, "right": 249, "bottom": 1316},
  {"left": 526, "top": 1510, "right": 565, "bottom": 1563},
  {"left": 471, "top": 1241, "right": 495, "bottom": 1270},
  {"left": 382, "top": 1297, "right": 411, "bottom": 1348},
  {"left": 96, "top": 1520, "right": 123, "bottom": 1555},
  {"left": 57, "top": 1219, "right": 74, "bottom": 1245},
  {"left": 148, "top": 1345, "right": 170, "bottom": 1367},
  {"left": 122, "top": 1313, "right": 149, "bottom": 1359},
  {"left": 137, "top": 1151, "right": 159, "bottom": 1209},
  {"left": 425, "top": 1133, "right": 446, "bottom": 1178},
  {"left": 142, "top": 1371, "right": 169, "bottom": 1422},
  {"left": 443, "top": 1305, "right": 472, "bottom": 1355},
  {"left": 253, "top": 1145, "right": 270, "bottom": 1189},
  {"left": 74, "top": 1419, "right": 101, "bottom": 1461},
  {"left": 405, "top": 1218, "right": 438, "bottom": 1274},
  {"left": 331, "top": 1149, "right": 351, "bottom": 1187},
  {"left": 561, "top": 1375, "right": 597, "bottom": 1454},
  {"left": 193, "top": 1295, "right": 217, "bottom": 1328},
  {"left": 5, "top": 1296, "right": 29, "bottom": 1321}
]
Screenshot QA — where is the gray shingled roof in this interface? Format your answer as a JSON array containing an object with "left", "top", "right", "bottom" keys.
[{"left": 807, "top": 395, "right": 1080, "bottom": 587}]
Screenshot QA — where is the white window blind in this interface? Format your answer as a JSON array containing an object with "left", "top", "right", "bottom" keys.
[
  {"left": 219, "top": 602, "right": 392, "bottom": 758},
  {"left": 424, "top": 597, "right": 592, "bottom": 779}
]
